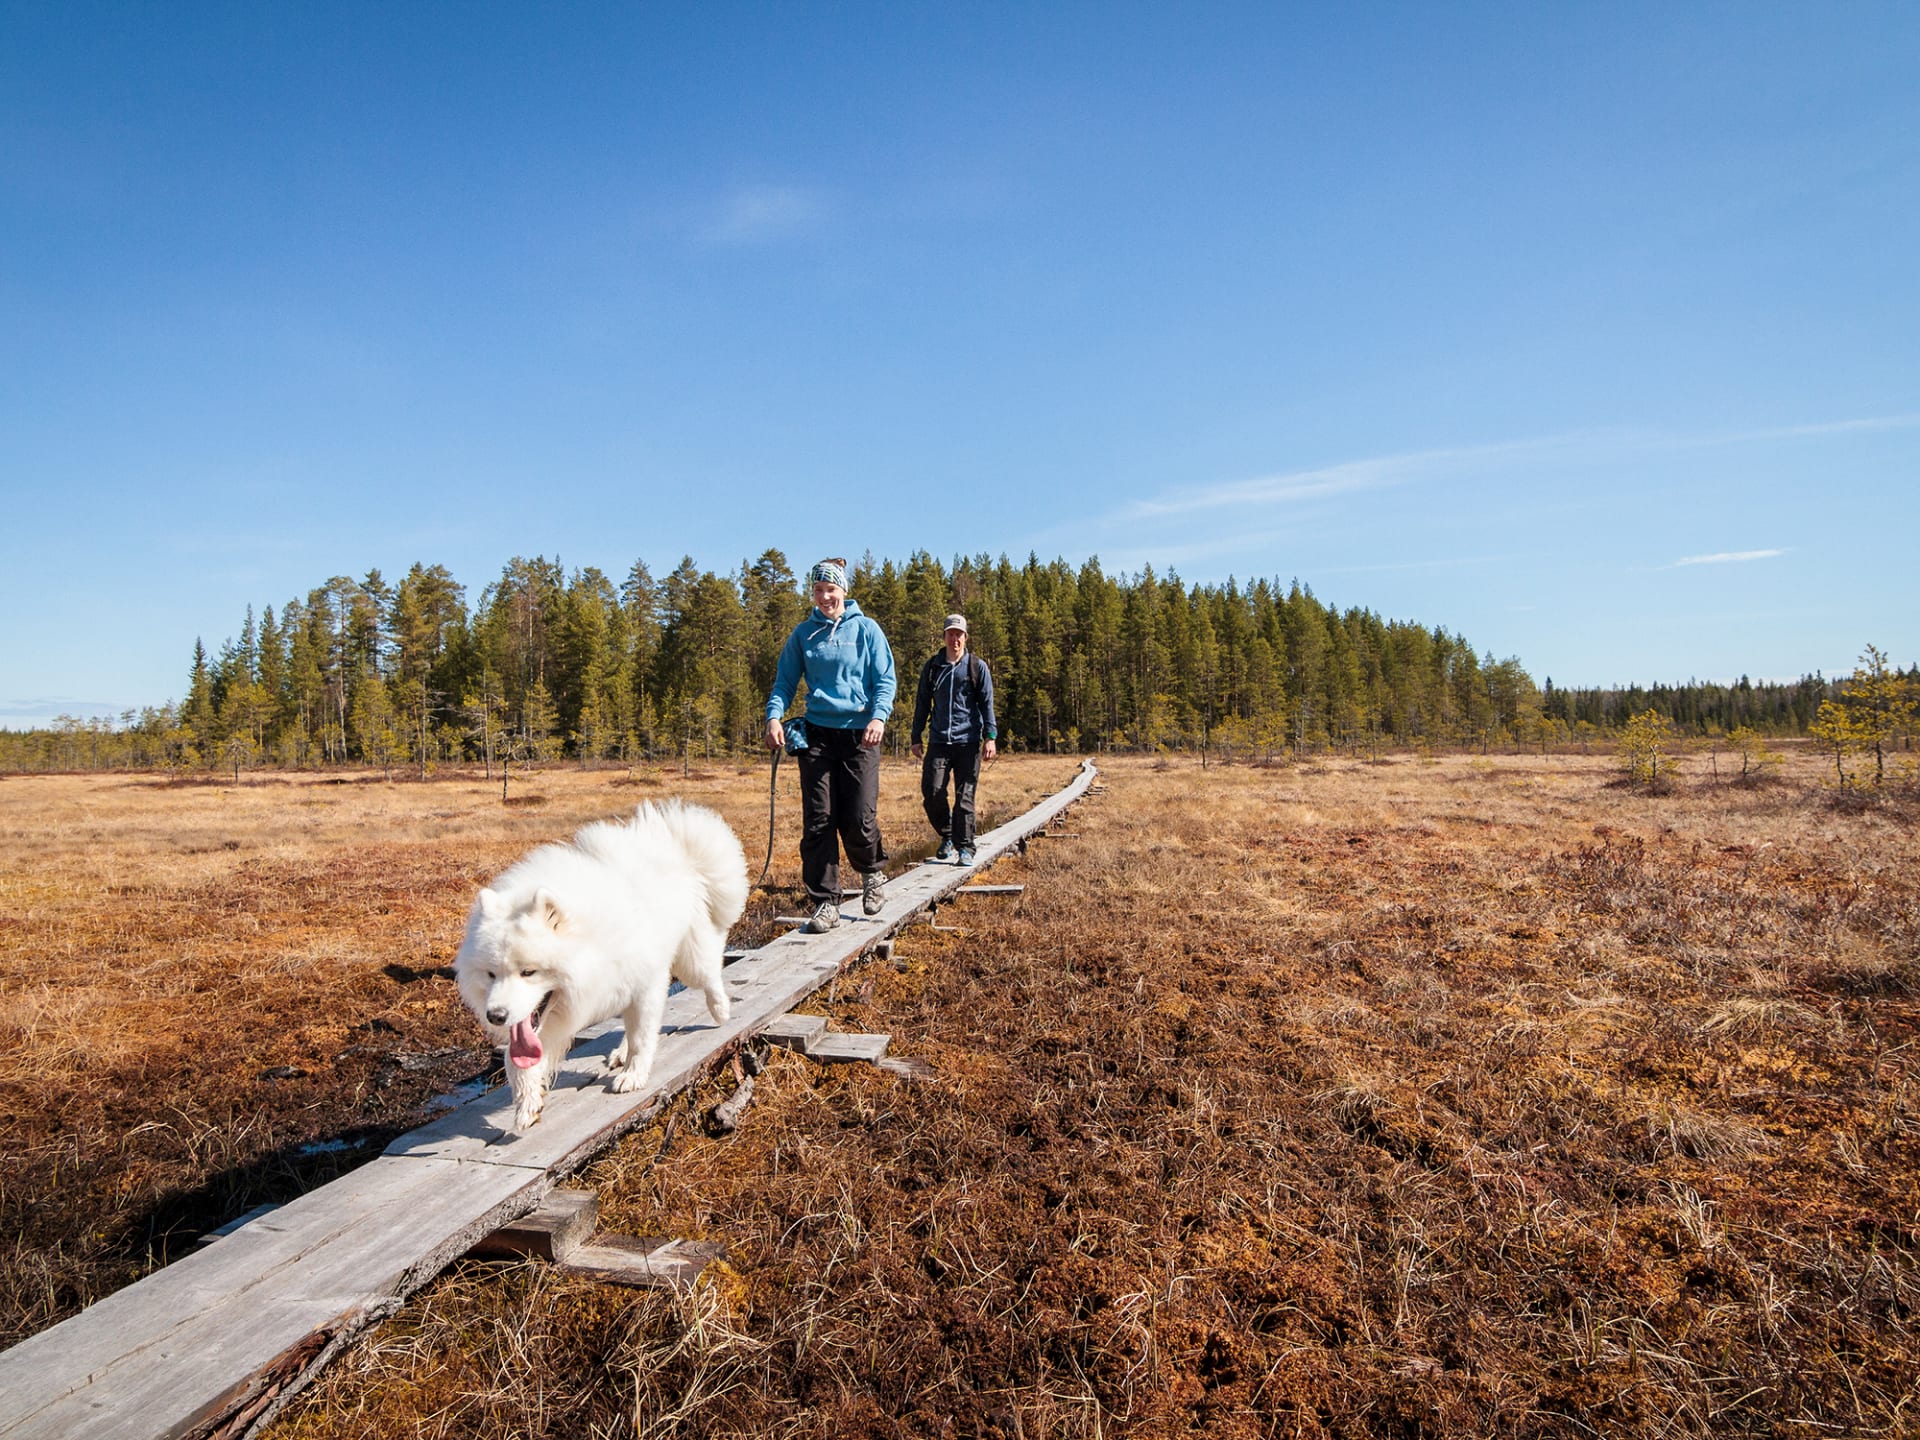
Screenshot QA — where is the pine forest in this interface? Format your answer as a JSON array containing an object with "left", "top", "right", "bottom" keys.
[{"left": 1, "top": 549, "right": 1902, "bottom": 775}]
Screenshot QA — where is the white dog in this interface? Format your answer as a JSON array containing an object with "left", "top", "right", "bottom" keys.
[{"left": 454, "top": 800, "right": 748, "bottom": 1130}]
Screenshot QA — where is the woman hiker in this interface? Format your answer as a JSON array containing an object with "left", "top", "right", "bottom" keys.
[{"left": 763, "top": 558, "right": 898, "bottom": 933}]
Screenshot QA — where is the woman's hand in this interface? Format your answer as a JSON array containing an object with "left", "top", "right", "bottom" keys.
[
  {"left": 861, "top": 720, "right": 885, "bottom": 748},
  {"left": 765, "top": 718, "right": 786, "bottom": 752}
]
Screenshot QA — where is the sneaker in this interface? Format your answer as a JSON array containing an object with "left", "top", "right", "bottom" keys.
[
  {"left": 934, "top": 838, "right": 956, "bottom": 862},
  {"left": 803, "top": 900, "right": 839, "bottom": 933},
  {"left": 957, "top": 846, "right": 976, "bottom": 866},
  {"left": 861, "top": 869, "right": 887, "bottom": 915}
]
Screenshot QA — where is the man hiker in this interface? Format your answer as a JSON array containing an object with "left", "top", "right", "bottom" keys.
[{"left": 909, "top": 613, "right": 997, "bottom": 865}]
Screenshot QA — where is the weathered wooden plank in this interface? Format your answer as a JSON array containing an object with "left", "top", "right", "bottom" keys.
[
  {"left": 758, "top": 1014, "right": 829, "bottom": 1051},
  {"left": 557, "top": 1236, "right": 724, "bottom": 1289},
  {"left": 0, "top": 1155, "right": 539, "bottom": 1440},
  {"left": 956, "top": 884, "right": 1025, "bottom": 895},
  {"left": 467, "top": 1189, "right": 599, "bottom": 1262},
  {"left": 806, "top": 1032, "right": 891, "bottom": 1065}
]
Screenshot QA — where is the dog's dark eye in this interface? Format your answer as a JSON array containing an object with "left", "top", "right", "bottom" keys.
[{"left": 519, "top": 968, "right": 536, "bottom": 978}]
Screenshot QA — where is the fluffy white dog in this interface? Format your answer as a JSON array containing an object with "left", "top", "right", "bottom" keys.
[{"left": 454, "top": 800, "right": 748, "bottom": 1130}]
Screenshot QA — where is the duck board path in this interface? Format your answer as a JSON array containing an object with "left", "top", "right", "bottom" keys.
[{"left": 0, "top": 761, "right": 1098, "bottom": 1440}]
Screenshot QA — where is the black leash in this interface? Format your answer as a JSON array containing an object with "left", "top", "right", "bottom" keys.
[{"left": 754, "top": 745, "right": 781, "bottom": 890}]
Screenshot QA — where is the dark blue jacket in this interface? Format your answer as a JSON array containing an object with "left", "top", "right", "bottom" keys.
[{"left": 911, "top": 649, "right": 996, "bottom": 746}]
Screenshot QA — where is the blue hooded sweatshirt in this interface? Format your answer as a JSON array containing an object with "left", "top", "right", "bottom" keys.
[{"left": 765, "top": 598, "right": 897, "bottom": 730}]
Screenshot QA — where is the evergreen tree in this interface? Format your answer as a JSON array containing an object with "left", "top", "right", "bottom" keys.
[
  {"left": 900, "top": 550, "right": 950, "bottom": 666},
  {"left": 181, "top": 640, "right": 216, "bottom": 760},
  {"left": 1837, "top": 644, "right": 1916, "bottom": 785},
  {"left": 390, "top": 563, "right": 467, "bottom": 777},
  {"left": 1618, "top": 709, "right": 1678, "bottom": 789},
  {"left": 1282, "top": 584, "right": 1326, "bottom": 752},
  {"left": 461, "top": 667, "right": 508, "bottom": 779},
  {"left": 521, "top": 676, "right": 560, "bottom": 764},
  {"left": 741, "top": 550, "right": 807, "bottom": 704},
  {"left": 552, "top": 566, "right": 618, "bottom": 749},
  {"left": 620, "top": 560, "right": 663, "bottom": 755},
  {"left": 475, "top": 556, "right": 565, "bottom": 724}
]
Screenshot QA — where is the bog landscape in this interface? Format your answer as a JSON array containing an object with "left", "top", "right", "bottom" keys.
[
  {"left": 12, "top": 9, "right": 1919, "bottom": 1434},
  {"left": 3, "top": 743, "right": 1915, "bottom": 1438}
]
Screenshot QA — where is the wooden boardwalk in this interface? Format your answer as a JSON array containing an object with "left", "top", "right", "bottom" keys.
[{"left": 0, "top": 760, "right": 1096, "bottom": 1440}]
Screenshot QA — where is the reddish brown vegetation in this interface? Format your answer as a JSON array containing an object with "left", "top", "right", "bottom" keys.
[{"left": 4, "top": 755, "right": 1916, "bottom": 1436}]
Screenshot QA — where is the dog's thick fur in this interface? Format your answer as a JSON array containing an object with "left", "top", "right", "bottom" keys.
[{"left": 454, "top": 800, "right": 748, "bottom": 1130}]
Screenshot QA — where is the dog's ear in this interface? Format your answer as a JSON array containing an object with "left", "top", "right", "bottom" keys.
[
  {"left": 476, "top": 888, "right": 504, "bottom": 919},
  {"left": 533, "top": 887, "right": 566, "bottom": 930}
]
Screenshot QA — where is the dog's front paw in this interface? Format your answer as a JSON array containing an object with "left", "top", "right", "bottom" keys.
[
  {"left": 513, "top": 1093, "right": 545, "bottom": 1129},
  {"left": 607, "top": 1040, "right": 631, "bottom": 1071},
  {"left": 608, "top": 1065, "right": 649, "bottom": 1095}
]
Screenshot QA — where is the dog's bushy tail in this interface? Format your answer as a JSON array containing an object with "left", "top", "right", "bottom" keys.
[{"left": 642, "top": 800, "right": 750, "bottom": 934}]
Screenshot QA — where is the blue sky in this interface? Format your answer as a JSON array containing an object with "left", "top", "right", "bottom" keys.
[{"left": 4, "top": 3, "right": 1916, "bottom": 728}]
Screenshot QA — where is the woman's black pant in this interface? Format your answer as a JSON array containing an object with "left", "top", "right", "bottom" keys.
[{"left": 796, "top": 724, "right": 886, "bottom": 903}]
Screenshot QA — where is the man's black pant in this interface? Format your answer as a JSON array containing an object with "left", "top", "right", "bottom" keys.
[
  {"left": 796, "top": 724, "right": 886, "bottom": 903},
  {"left": 921, "top": 741, "right": 983, "bottom": 847}
]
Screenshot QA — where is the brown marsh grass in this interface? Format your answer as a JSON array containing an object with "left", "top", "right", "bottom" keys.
[{"left": 4, "top": 751, "right": 1917, "bottom": 1436}]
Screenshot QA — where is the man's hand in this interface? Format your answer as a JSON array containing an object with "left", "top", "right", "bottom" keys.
[
  {"left": 861, "top": 719, "right": 885, "bottom": 748},
  {"left": 910, "top": 741, "right": 924, "bottom": 759},
  {"left": 764, "top": 718, "right": 785, "bottom": 752},
  {"left": 984, "top": 739, "right": 998, "bottom": 761}
]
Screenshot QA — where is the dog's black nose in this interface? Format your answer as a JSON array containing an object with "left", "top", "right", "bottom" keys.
[{"left": 486, "top": 1006, "right": 507, "bottom": 1024}]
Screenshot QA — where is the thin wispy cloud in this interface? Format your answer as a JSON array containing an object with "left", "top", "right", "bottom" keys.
[
  {"left": 1119, "top": 436, "right": 1579, "bottom": 522},
  {"left": 1670, "top": 548, "right": 1788, "bottom": 567},
  {"left": 1714, "top": 414, "right": 1920, "bottom": 444},
  {"left": 707, "top": 184, "right": 829, "bottom": 244},
  {"left": 1566, "top": 412, "right": 1920, "bottom": 454},
  {"left": 1114, "top": 412, "right": 1920, "bottom": 526},
  {"left": 1122, "top": 457, "right": 1394, "bottom": 520}
]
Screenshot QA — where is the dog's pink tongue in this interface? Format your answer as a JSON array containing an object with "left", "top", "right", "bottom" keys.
[{"left": 509, "top": 1019, "right": 544, "bottom": 1068}]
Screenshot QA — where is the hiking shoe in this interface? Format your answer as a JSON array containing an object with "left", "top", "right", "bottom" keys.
[
  {"left": 934, "top": 838, "right": 956, "bottom": 862},
  {"left": 957, "top": 846, "right": 976, "bottom": 866},
  {"left": 861, "top": 869, "right": 887, "bottom": 915},
  {"left": 803, "top": 900, "right": 839, "bottom": 933}
]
